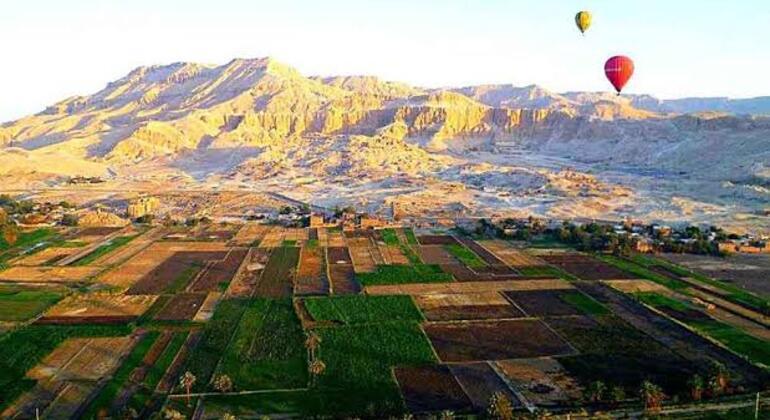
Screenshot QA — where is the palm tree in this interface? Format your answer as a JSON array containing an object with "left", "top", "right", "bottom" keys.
[
  {"left": 486, "top": 392, "right": 514, "bottom": 420},
  {"left": 639, "top": 381, "right": 665, "bottom": 414},
  {"left": 709, "top": 362, "right": 729, "bottom": 395},
  {"left": 609, "top": 386, "right": 626, "bottom": 404},
  {"left": 439, "top": 410, "right": 455, "bottom": 420},
  {"left": 587, "top": 380, "right": 606, "bottom": 403},
  {"left": 308, "top": 359, "right": 326, "bottom": 386},
  {"left": 305, "top": 331, "right": 321, "bottom": 360},
  {"left": 214, "top": 374, "right": 233, "bottom": 393},
  {"left": 688, "top": 374, "right": 704, "bottom": 401},
  {"left": 221, "top": 414, "right": 236, "bottom": 420},
  {"left": 179, "top": 371, "right": 197, "bottom": 406}
]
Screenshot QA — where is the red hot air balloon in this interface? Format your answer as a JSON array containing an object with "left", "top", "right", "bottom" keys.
[{"left": 604, "top": 56, "right": 634, "bottom": 95}]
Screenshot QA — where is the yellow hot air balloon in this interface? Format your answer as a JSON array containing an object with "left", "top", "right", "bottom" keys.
[{"left": 575, "top": 11, "right": 592, "bottom": 35}]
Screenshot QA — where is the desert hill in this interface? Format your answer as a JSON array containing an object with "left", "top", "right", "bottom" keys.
[{"left": 1, "top": 57, "right": 768, "bottom": 232}]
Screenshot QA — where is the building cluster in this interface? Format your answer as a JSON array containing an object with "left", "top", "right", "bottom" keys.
[{"left": 127, "top": 197, "right": 161, "bottom": 219}]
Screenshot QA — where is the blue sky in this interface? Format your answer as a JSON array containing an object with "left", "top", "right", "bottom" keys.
[{"left": 1, "top": 0, "right": 769, "bottom": 121}]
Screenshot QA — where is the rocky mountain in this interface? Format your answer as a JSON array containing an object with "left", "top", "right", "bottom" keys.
[{"left": 1, "top": 57, "right": 768, "bottom": 231}]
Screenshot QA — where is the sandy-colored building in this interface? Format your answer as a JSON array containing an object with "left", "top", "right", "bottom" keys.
[
  {"left": 309, "top": 214, "right": 324, "bottom": 228},
  {"left": 127, "top": 197, "right": 160, "bottom": 219}
]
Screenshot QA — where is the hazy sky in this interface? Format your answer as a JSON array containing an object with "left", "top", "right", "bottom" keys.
[{"left": 2, "top": 0, "right": 769, "bottom": 122}]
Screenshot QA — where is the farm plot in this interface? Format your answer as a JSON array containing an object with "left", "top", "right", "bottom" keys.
[
  {"left": 547, "top": 314, "right": 698, "bottom": 396},
  {"left": 232, "top": 223, "right": 271, "bottom": 246},
  {"left": 0, "top": 266, "right": 101, "bottom": 283},
  {"left": 574, "top": 281, "right": 768, "bottom": 390},
  {"left": 11, "top": 247, "right": 79, "bottom": 266},
  {"left": 314, "top": 321, "right": 437, "bottom": 416},
  {"left": 503, "top": 289, "right": 608, "bottom": 317},
  {"left": 449, "top": 362, "right": 521, "bottom": 411},
  {"left": 295, "top": 245, "right": 328, "bottom": 296},
  {"left": 217, "top": 298, "right": 307, "bottom": 390},
  {"left": 193, "top": 292, "right": 223, "bottom": 322},
  {"left": 424, "top": 319, "right": 575, "bottom": 362},
  {"left": 456, "top": 238, "right": 518, "bottom": 274},
  {"left": 90, "top": 227, "right": 165, "bottom": 267},
  {"left": 366, "top": 278, "right": 573, "bottom": 296},
  {"left": 153, "top": 293, "right": 208, "bottom": 321},
  {"left": 417, "top": 235, "right": 459, "bottom": 245},
  {"left": 660, "top": 253, "right": 770, "bottom": 299},
  {"left": 346, "top": 237, "right": 378, "bottom": 273},
  {"left": 378, "top": 244, "right": 409, "bottom": 265},
  {"left": 125, "top": 248, "right": 229, "bottom": 294},
  {"left": 189, "top": 248, "right": 248, "bottom": 292},
  {"left": 0, "top": 284, "right": 65, "bottom": 322},
  {"left": 40, "top": 293, "right": 156, "bottom": 324},
  {"left": 495, "top": 358, "right": 582, "bottom": 408},
  {"left": 226, "top": 248, "right": 270, "bottom": 297},
  {"left": 394, "top": 365, "right": 473, "bottom": 413},
  {"left": 255, "top": 246, "right": 299, "bottom": 298},
  {"left": 259, "top": 228, "right": 286, "bottom": 248},
  {"left": 415, "top": 292, "right": 525, "bottom": 321},
  {"left": 541, "top": 253, "right": 635, "bottom": 280},
  {"left": 101, "top": 241, "right": 227, "bottom": 290},
  {"left": 5, "top": 336, "right": 136, "bottom": 418},
  {"left": 304, "top": 295, "right": 423, "bottom": 325},
  {"left": 478, "top": 240, "right": 546, "bottom": 267},
  {"left": 327, "top": 247, "right": 360, "bottom": 294}
]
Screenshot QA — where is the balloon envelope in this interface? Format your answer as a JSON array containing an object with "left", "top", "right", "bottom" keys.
[
  {"left": 575, "top": 11, "right": 592, "bottom": 34},
  {"left": 604, "top": 56, "right": 635, "bottom": 94}
]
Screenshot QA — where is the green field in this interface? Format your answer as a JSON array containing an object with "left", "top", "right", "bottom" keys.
[
  {"left": 380, "top": 229, "right": 400, "bottom": 246},
  {"left": 403, "top": 228, "right": 418, "bottom": 245},
  {"left": 314, "top": 321, "right": 437, "bottom": 415},
  {"left": 218, "top": 298, "right": 307, "bottom": 390},
  {"left": 81, "top": 331, "right": 160, "bottom": 418},
  {"left": 443, "top": 243, "right": 487, "bottom": 268},
  {"left": 71, "top": 235, "right": 138, "bottom": 266},
  {"left": 636, "top": 292, "right": 770, "bottom": 367},
  {"left": 127, "top": 331, "right": 188, "bottom": 413},
  {"left": 304, "top": 295, "right": 424, "bottom": 325},
  {"left": 183, "top": 299, "right": 250, "bottom": 392},
  {"left": 598, "top": 254, "right": 690, "bottom": 290},
  {"left": 356, "top": 264, "right": 453, "bottom": 285},
  {"left": 560, "top": 291, "right": 610, "bottom": 315},
  {"left": 0, "top": 285, "right": 65, "bottom": 321},
  {"left": 0, "top": 324, "right": 132, "bottom": 410},
  {"left": 632, "top": 254, "right": 770, "bottom": 314}
]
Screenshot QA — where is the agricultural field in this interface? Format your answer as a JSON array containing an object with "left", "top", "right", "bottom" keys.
[
  {"left": 4, "top": 221, "right": 770, "bottom": 419},
  {"left": 40, "top": 292, "right": 157, "bottom": 324},
  {"left": 0, "top": 284, "right": 66, "bottom": 322},
  {"left": 660, "top": 253, "right": 770, "bottom": 299}
]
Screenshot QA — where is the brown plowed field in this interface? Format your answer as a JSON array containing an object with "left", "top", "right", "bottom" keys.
[
  {"left": 153, "top": 293, "right": 208, "bottom": 321},
  {"left": 394, "top": 365, "right": 473, "bottom": 413},
  {"left": 226, "top": 248, "right": 270, "bottom": 297},
  {"left": 329, "top": 264, "right": 360, "bottom": 295},
  {"left": 327, "top": 247, "right": 352, "bottom": 264},
  {"left": 503, "top": 290, "right": 585, "bottom": 317},
  {"left": 254, "top": 246, "right": 299, "bottom": 298},
  {"left": 189, "top": 248, "right": 248, "bottom": 292},
  {"left": 347, "top": 238, "right": 378, "bottom": 273},
  {"left": 417, "top": 235, "right": 460, "bottom": 245},
  {"left": 541, "top": 254, "right": 635, "bottom": 280},
  {"left": 423, "top": 319, "right": 575, "bottom": 362},
  {"left": 126, "top": 250, "right": 228, "bottom": 295},
  {"left": 496, "top": 358, "right": 583, "bottom": 407},
  {"left": 28, "top": 336, "right": 135, "bottom": 382},
  {"left": 418, "top": 246, "right": 457, "bottom": 265},
  {"left": 12, "top": 247, "right": 78, "bottom": 266},
  {"left": 416, "top": 292, "right": 525, "bottom": 321},
  {"left": 295, "top": 246, "right": 328, "bottom": 296},
  {"left": 378, "top": 244, "right": 408, "bottom": 265},
  {"left": 449, "top": 362, "right": 521, "bottom": 410}
]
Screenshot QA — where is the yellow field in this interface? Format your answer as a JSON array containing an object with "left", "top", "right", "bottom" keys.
[
  {"left": 478, "top": 240, "right": 546, "bottom": 267},
  {"left": 0, "top": 266, "right": 101, "bottom": 283},
  {"left": 44, "top": 293, "right": 157, "bottom": 318},
  {"left": 365, "top": 279, "right": 572, "bottom": 296}
]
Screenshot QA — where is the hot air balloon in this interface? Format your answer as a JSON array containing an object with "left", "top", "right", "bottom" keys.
[
  {"left": 604, "top": 56, "right": 634, "bottom": 95},
  {"left": 575, "top": 11, "right": 592, "bottom": 35}
]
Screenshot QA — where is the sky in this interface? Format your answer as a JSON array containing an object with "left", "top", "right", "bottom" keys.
[{"left": 1, "top": 0, "right": 769, "bottom": 122}]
